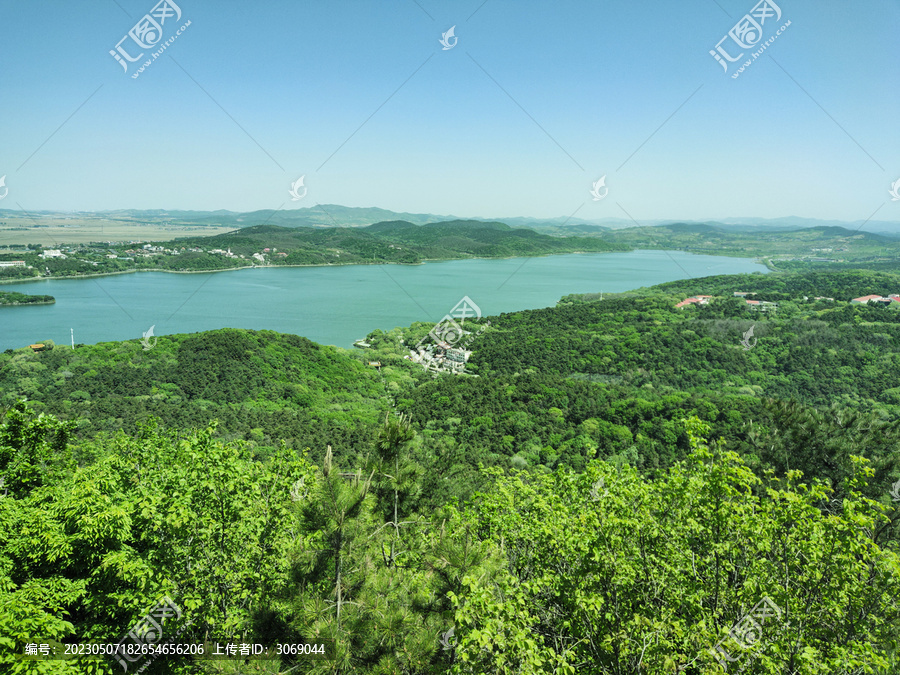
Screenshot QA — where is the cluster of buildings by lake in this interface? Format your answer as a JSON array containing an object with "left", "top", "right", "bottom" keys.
[
  {"left": 0, "top": 242, "right": 292, "bottom": 280},
  {"left": 407, "top": 341, "right": 470, "bottom": 373},
  {"left": 355, "top": 338, "right": 473, "bottom": 374},
  {"left": 354, "top": 324, "right": 481, "bottom": 375},
  {"left": 674, "top": 293, "right": 779, "bottom": 312},
  {"left": 676, "top": 290, "right": 900, "bottom": 313}
]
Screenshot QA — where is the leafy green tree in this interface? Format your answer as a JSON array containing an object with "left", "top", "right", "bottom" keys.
[
  {"left": 447, "top": 417, "right": 900, "bottom": 674},
  {"left": 0, "top": 401, "right": 75, "bottom": 498}
]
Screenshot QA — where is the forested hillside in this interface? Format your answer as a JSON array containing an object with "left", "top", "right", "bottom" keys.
[
  {"left": 2, "top": 268, "right": 899, "bottom": 673},
  {"left": 176, "top": 221, "right": 630, "bottom": 265},
  {"left": 595, "top": 223, "right": 900, "bottom": 261},
  {"left": 0, "top": 221, "right": 630, "bottom": 281},
  {"left": 11, "top": 218, "right": 900, "bottom": 284},
  {"left": 0, "top": 329, "right": 396, "bottom": 457}
]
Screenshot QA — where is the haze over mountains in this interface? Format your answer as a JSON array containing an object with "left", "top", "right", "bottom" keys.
[{"left": 3, "top": 205, "right": 900, "bottom": 237}]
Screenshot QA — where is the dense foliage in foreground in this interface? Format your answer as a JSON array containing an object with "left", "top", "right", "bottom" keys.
[{"left": 0, "top": 407, "right": 898, "bottom": 674}]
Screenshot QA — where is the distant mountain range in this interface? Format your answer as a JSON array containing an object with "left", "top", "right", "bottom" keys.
[{"left": 3, "top": 206, "right": 900, "bottom": 236}]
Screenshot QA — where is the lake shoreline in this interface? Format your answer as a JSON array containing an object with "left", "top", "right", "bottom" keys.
[
  {"left": 0, "top": 300, "right": 56, "bottom": 306},
  {"left": 0, "top": 252, "right": 611, "bottom": 285},
  {"left": 0, "top": 250, "right": 772, "bottom": 352},
  {"left": 0, "top": 248, "right": 770, "bottom": 286}
]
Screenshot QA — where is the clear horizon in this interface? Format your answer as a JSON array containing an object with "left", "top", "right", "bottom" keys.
[
  {"left": 2, "top": 206, "right": 899, "bottom": 230},
  {"left": 1, "top": 1, "right": 897, "bottom": 222}
]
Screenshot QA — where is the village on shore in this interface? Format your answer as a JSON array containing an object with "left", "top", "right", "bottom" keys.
[{"left": 674, "top": 290, "right": 900, "bottom": 313}]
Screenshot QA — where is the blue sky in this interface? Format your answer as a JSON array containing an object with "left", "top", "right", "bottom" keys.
[{"left": 1, "top": 0, "right": 897, "bottom": 222}]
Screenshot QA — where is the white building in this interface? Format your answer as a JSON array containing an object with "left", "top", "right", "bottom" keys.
[{"left": 40, "top": 249, "right": 65, "bottom": 259}]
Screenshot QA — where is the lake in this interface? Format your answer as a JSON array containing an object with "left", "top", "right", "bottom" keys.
[{"left": 0, "top": 251, "right": 768, "bottom": 351}]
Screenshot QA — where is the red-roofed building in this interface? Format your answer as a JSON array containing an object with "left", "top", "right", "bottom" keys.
[
  {"left": 851, "top": 294, "right": 883, "bottom": 304},
  {"left": 675, "top": 295, "right": 713, "bottom": 309}
]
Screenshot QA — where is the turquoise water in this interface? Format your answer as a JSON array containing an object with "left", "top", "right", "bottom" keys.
[{"left": 0, "top": 251, "right": 768, "bottom": 350}]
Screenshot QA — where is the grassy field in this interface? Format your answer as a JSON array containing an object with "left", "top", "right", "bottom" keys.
[{"left": 0, "top": 217, "right": 235, "bottom": 247}]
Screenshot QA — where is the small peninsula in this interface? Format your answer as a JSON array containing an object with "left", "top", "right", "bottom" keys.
[{"left": 0, "top": 291, "right": 55, "bottom": 306}]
